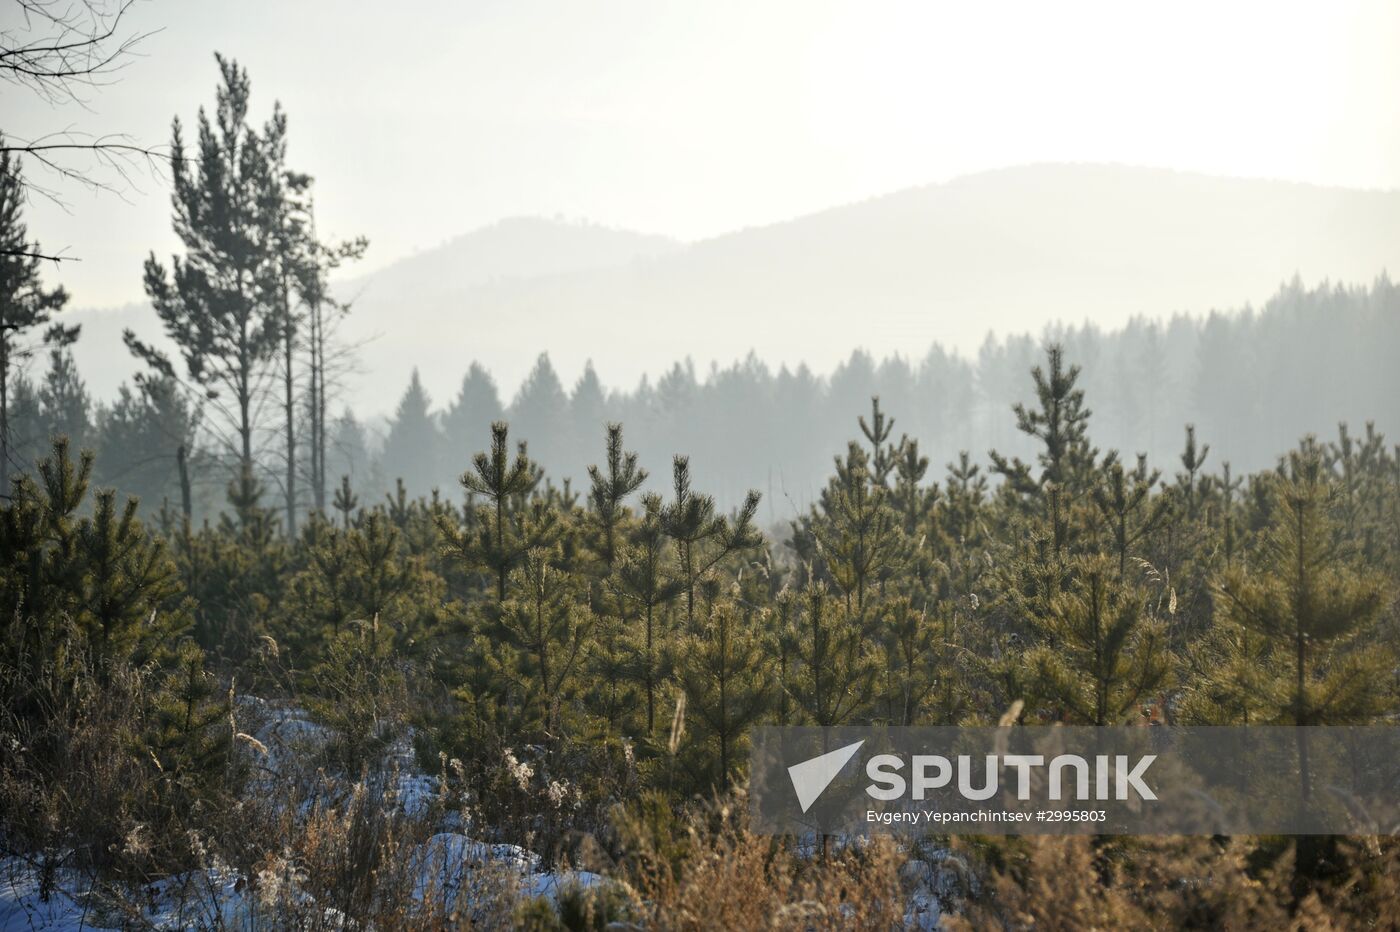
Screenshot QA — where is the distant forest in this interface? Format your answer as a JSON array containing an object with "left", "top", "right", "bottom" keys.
[{"left": 5, "top": 276, "right": 1397, "bottom": 522}]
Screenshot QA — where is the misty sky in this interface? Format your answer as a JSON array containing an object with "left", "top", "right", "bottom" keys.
[{"left": 5, "top": 0, "right": 1399, "bottom": 311}]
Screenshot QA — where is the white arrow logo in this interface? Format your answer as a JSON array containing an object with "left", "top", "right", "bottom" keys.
[{"left": 787, "top": 740, "right": 865, "bottom": 812}]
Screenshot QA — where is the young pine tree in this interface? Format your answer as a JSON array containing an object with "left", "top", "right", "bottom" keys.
[
  {"left": 1023, "top": 554, "right": 1172, "bottom": 725},
  {"left": 1179, "top": 617, "right": 1282, "bottom": 726},
  {"left": 147, "top": 639, "right": 234, "bottom": 818},
  {"left": 612, "top": 496, "right": 685, "bottom": 735},
  {"left": 943, "top": 452, "right": 987, "bottom": 545},
  {"left": 941, "top": 452, "right": 990, "bottom": 601},
  {"left": 308, "top": 617, "right": 407, "bottom": 773},
  {"left": 1176, "top": 424, "right": 1211, "bottom": 521},
  {"left": 76, "top": 487, "right": 189, "bottom": 669},
  {"left": 676, "top": 597, "right": 770, "bottom": 790},
  {"left": 347, "top": 510, "right": 414, "bottom": 631},
  {"left": 857, "top": 396, "right": 903, "bottom": 488},
  {"left": 287, "top": 520, "right": 356, "bottom": 647},
  {"left": 333, "top": 474, "right": 359, "bottom": 528},
  {"left": 438, "top": 421, "right": 540, "bottom": 601},
  {"left": 879, "top": 595, "right": 941, "bottom": 726},
  {"left": 785, "top": 581, "right": 880, "bottom": 729},
  {"left": 1, "top": 439, "right": 188, "bottom": 680},
  {"left": 495, "top": 547, "right": 594, "bottom": 734},
  {"left": 1213, "top": 442, "right": 1389, "bottom": 797},
  {"left": 1093, "top": 455, "right": 1170, "bottom": 578},
  {"left": 660, "top": 456, "right": 762, "bottom": 629},
  {"left": 891, "top": 436, "right": 934, "bottom": 535},
  {"left": 586, "top": 423, "right": 647, "bottom": 573},
  {"left": 989, "top": 343, "right": 1098, "bottom": 499},
  {"left": 813, "top": 443, "right": 905, "bottom": 614}
]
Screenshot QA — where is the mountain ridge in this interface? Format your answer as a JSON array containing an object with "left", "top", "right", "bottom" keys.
[
  {"left": 63, "top": 163, "right": 1400, "bottom": 412},
  {"left": 332, "top": 162, "right": 1400, "bottom": 409}
]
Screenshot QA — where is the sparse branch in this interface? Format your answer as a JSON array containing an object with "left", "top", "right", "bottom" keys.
[
  {"left": 1, "top": 0, "right": 157, "bottom": 105},
  {"left": 2, "top": 131, "right": 169, "bottom": 208},
  {"left": 0, "top": 244, "right": 75, "bottom": 263},
  {"left": 2, "top": 0, "right": 163, "bottom": 221}
]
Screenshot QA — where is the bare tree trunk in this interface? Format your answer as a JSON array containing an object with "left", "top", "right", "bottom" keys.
[
  {"left": 177, "top": 443, "right": 192, "bottom": 523},
  {"left": 238, "top": 373, "right": 253, "bottom": 487},
  {"left": 0, "top": 333, "right": 10, "bottom": 492},
  {"left": 307, "top": 298, "right": 321, "bottom": 512},
  {"left": 646, "top": 602, "right": 656, "bottom": 735},
  {"left": 310, "top": 294, "right": 328, "bottom": 512},
  {"left": 282, "top": 278, "right": 297, "bottom": 537}
]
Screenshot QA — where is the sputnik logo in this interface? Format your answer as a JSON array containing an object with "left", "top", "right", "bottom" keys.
[{"left": 787, "top": 740, "right": 865, "bottom": 812}]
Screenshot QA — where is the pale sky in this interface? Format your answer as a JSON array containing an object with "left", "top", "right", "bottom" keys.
[{"left": 5, "top": 0, "right": 1400, "bottom": 309}]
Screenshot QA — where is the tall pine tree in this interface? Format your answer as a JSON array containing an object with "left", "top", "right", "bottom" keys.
[
  {"left": 139, "top": 55, "right": 284, "bottom": 515},
  {"left": 0, "top": 145, "right": 72, "bottom": 489}
]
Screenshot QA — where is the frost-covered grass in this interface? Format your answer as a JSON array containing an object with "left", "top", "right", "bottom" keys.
[
  {"left": 1, "top": 836, "right": 605, "bottom": 931},
  {"left": 1, "top": 700, "right": 614, "bottom": 930},
  {"left": 2, "top": 698, "right": 965, "bottom": 930}
]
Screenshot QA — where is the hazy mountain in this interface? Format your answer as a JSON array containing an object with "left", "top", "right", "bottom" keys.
[
  {"left": 338, "top": 163, "right": 1400, "bottom": 413},
  {"left": 65, "top": 217, "right": 681, "bottom": 401},
  {"left": 342, "top": 216, "right": 681, "bottom": 298},
  {"left": 68, "top": 164, "right": 1400, "bottom": 412}
]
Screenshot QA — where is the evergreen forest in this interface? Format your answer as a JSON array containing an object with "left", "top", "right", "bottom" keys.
[{"left": 4, "top": 46, "right": 1400, "bottom": 932}]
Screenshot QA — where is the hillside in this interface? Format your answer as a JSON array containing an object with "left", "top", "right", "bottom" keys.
[
  {"left": 337, "top": 163, "right": 1400, "bottom": 411},
  {"left": 341, "top": 216, "right": 681, "bottom": 298},
  {"left": 67, "top": 164, "right": 1400, "bottom": 412},
  {"left": 65, "top": 218, "right": 681, "bottom": 401}
]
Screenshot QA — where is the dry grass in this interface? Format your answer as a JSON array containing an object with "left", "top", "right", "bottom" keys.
[
  {"left": 601, "top": 792, "right": 907, "bottom": 931},
  {"left": 947, "top": 833, "right": 1400, "bottom": 931}
]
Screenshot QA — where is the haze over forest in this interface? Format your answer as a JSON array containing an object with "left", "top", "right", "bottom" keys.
[
  {"left": 51, "top": 162, "right": 1400, "bottom": 516},
  {"left": 8, "top": 0, "right": 1397, "bottom": 516},
  {"left": 67, "top": 161, "right": 1400, "bottom": 414}
]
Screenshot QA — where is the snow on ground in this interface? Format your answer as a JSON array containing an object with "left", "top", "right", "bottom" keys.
[
  {"left": 2, "top": 702, "right": 603, "bottom": 929},
  {"left": 1, "top": 866, "right": 93, "bottom": 932},
  {"left": 240, "top": 699, "right": 437, "bottom": 820},
  {"left": 1, "top": 860, "right": 254, "bottom": 931},
  {"left": 899, "top": 851, "right": 975, "bottom": 930},
  {"left": 411, "top": 833, "right": 603, "bottom": 917},
  {"left": 4, "top": 701, "right": 966, "bottom": 927},
  {"left": 2, "top": 837, "right": 602, "bottom": 931}
]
